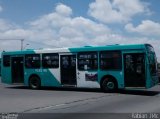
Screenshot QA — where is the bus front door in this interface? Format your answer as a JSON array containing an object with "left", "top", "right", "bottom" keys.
[
  {"left": 124, "top": 53, "right": 145, "bottom": 87},
  {"left": 11, "top": 57, "right": 24, "bottom": 83},
  {"left": 60, "top": 55, "right": 77, "bottom": 86}
]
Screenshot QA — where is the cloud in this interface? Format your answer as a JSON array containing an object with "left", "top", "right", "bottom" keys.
[
  {"left": 55, "top": 3, "right": 72, "bottom": 16},
  {"left": 125, "top": 20, "right": 160, "bottom": 36},
  {"left": 29, "top": 4, "right": 72, "bottom": 30},
  {"left": 88, "top": 0, "right": 150, "bottom": 24},
  {"left": 0, "top": 3, "right": 160, "bottom": 61},
  {"left": 27, "top": 3, "right": 111, "bottom": 48},
  {"left": 0, "top": 19, "right": 12, "bottom": 31},
  {"left": 0, "top": 3, "right": 110, "bottom": 50}
]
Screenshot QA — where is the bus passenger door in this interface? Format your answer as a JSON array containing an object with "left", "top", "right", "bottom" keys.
[
  {"left": 11, "top": 57, "right": 24, "bottom": 83},
  {"left": 124, "top": 53, "right": 145, "bottom": 87},
  {"left": 60, "top": 55, "right": 77, "bottom": 86}
]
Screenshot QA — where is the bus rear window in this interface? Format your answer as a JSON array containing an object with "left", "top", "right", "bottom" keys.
[
  {"left": 3, "top": 55, "right": 10, "bottom": 67},
  {"left": 25, "top": 54, "right": 40, "bottom": 68}
]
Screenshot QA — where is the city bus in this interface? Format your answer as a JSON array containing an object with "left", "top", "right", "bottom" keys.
[{"left": 1, "top": 44, "right": 159, "bottom": 92}]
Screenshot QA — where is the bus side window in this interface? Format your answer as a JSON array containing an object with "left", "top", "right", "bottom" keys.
[
  {"left": 125, "top": 55, "right": 134, "bottom": 72},
  {"left": 125, "top": 54, "right": 144, "bottom": 74},
  {"left": 136, "top": 55, "right": 144, "bottom": 74},
  {"left": 100, "top": 51, "right": 122, "bottom": 70},
  {"left": 3, "top": 55, "right": 10, "bottom": 67},
  {"left": 62, "top": 56, "right": 69, "bottom": 68},
  {"left": 42, "top": 53, "right": 59, "bottom": 68},
  {"left": 78, "top": 52, "right": 98, "bottom": 70},
  {"left": 25, "top": 54, "right": 40, "bottom": 68}
]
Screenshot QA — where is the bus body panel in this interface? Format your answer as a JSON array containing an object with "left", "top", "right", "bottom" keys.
[
  {"left": 24, "top": 69, "right": 61, "bottom": 87},
  {"left": 1, "top": 51, "right": 34, "bottom": 84},
  {"left": 76, "top": 70, "right": 100, "bottom": 88},
  {"left": 1, "top": 67, "right": 12, "bottom": 84}
]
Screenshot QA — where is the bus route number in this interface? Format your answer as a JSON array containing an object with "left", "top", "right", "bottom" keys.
[{"left": 35, "top": 69, "right": 47, "bottom": 73}]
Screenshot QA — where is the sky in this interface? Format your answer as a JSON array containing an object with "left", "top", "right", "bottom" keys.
[{"left": 0, "top": 0, "right": 160, "bottom": 61}]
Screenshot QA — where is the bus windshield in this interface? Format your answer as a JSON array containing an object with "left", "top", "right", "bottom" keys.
[{"left": 146, "top": 45, "right": 157, "bottom": 75}]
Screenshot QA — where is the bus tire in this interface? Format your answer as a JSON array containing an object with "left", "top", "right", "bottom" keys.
[
  {"left": 29, "top": 76, "right": 41, "bottom": 89},
  {"left": 101, "top": 77, "right": 117, "bottom": 93}
]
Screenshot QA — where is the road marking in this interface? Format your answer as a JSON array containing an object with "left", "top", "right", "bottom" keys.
[
  {"left": 37, "top": 103, "right": 66, "bottom": 110},
  {"left": 22, "top": 94, "right": 116, "bottom": 113}
]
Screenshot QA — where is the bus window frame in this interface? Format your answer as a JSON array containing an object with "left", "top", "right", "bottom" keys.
[
  {"left": 25, "top": 54, "right": 41, "bottom": 69},
  {"left": 100, "top": 50, "right": 122, "bottom": 71},
  {"left": 42, "top": 53, "right": 59, "bottom": 68},
  {"left": 77, "top": 52, "right": 98, "bottom": 71}
]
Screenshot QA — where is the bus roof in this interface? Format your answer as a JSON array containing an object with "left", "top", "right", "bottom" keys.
[{"left": 2, "top": 44, "right": 150, "bottom": 55}]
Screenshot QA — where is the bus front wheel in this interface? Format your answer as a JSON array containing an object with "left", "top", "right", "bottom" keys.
[
  {"left": 29, "top": 76, "right": 41, "bottom": 89},
  {"left": 101, "top": 78, "right": 117, "bottom": 92}
]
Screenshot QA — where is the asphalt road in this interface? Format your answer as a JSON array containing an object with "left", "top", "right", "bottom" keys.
[{"left": 0, "top": 78, "right": 160, "bottom": 118}]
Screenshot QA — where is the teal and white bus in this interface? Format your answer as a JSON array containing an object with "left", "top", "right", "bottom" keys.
[{"left": 1, "top": 44, "right": 159, "bottom": 92}]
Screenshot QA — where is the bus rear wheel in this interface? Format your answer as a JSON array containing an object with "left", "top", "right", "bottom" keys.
[
  {"left": 101, "top": 78, "right": 117, "bottom": 93},
  {"left": 29, "top": 76, "right": 41, "bottom": 89}
]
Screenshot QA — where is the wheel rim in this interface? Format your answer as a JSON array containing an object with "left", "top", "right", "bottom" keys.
[
  {"left": 106, "top": 81, "right": 115, "bottom": 90},
  {"left": 31, "top": 78, "right": 38, "bottom": 88}
]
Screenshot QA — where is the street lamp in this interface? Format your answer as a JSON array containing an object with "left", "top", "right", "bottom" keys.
[{"left": 23, "top": 44, "right": 29, "bottom": 50}]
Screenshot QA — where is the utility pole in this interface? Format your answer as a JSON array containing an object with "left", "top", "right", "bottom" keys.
[{"left": 21, "top": 39, "right": 24, "bottom": 51}]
